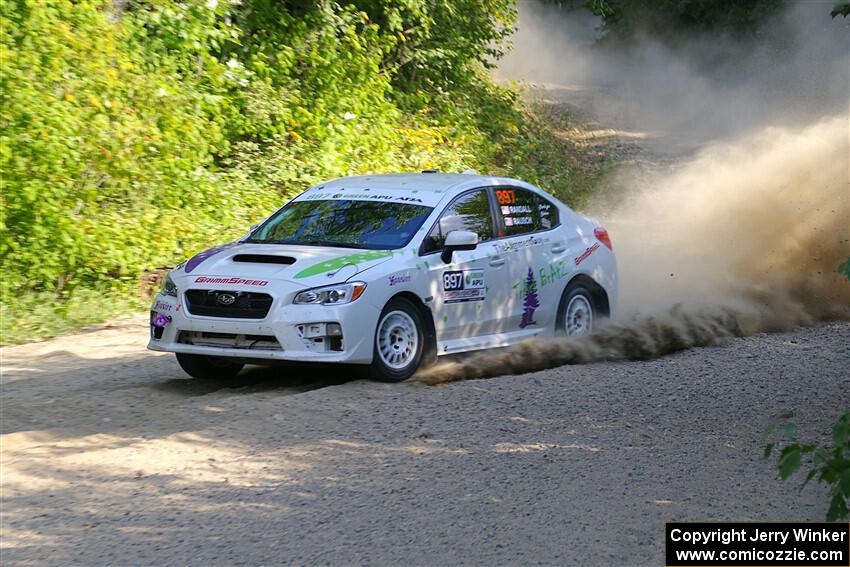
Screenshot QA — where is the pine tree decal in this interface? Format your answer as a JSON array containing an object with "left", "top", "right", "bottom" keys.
[{"left": 519, "top": 267, "right": 539, "bottom": 328}]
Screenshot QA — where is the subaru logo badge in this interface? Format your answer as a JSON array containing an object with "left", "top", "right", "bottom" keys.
[{"left": 217, "top": 293, "right": 236, "bottom": 305}]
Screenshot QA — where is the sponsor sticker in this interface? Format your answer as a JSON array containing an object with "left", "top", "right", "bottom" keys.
[
  {"left": 494, "top": 235, "right": 547, "bottom": 253},
  {"left": 388, "top": 272, "right": 412, "bottom": 286},
  {"left": 194, "top": 276, "right": 269, "bottom": 286},
  {"left": 574, "top": 242, "right": 600, "bottom": 266},
  {"left": 300, "top": 192, "right": 423, "bottom": 203},
  {"left": 153, "top": 301, "right": 173, "bottom": 312},
  {"left": 151, "top": 313, "right": 171, "bottom": 329},
  {"left": 442, "top": 269, "right": 486, "bottom": 303},
  {"left": 294, "top": 188, "right": 440, "bottom": 206}
]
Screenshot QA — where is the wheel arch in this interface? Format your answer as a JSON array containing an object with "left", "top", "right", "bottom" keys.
[
  {"left": 561, "top": 274, "right": 611, "bottom": 318},
  {"left": 384, "top": 291, "right": 437, "bottom": 360}
]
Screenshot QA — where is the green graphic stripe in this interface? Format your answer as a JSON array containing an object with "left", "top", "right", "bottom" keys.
[{"left": 294, "top": 250, "right": 393, "bottom": 279}]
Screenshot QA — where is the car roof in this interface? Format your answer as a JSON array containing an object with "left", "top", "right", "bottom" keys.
[
  {"left": 316, "top": 172, "right": 538, "bottom": 195},
  {"left": 292, "top": 172, "right": 557, "bottom": 210}
]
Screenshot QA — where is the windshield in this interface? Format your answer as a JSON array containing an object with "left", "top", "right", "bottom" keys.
[{"left": 248, "top": 200, "right": 434, "bottom": 250}]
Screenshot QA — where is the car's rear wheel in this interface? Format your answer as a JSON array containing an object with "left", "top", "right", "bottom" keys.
[
  {"left": 365, "top": 297, "right": 426, "bottom": 382},
  {"left": 556, "top": 282, "right": 597, "bottom": 337},
  {"left": 176, "top": 353, "right": 245, "bottom": 379}
]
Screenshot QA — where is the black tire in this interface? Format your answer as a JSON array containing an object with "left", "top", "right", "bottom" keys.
[
  {"left": 176, "top": 353, "right": 245, "bottom": 379},
  {"left": 364, "top": 297, "right": 428, "bottom": 382},
  {"left": 555, "top": 282, "right": 599, "bottom": 337}
]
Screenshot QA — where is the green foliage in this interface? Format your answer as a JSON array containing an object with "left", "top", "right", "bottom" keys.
[
  {"left": 838, "top": 257, "right": 850, "bottom": 280},
  {"left": 764, "top": 412, "right": 850, "bottom": 521},
  {"left": 0, "top": 0, "right": 595, "bottom": 343},
  {"left": 832, "top": 1, "right": 850, "bottom": 18},
  {"left": 0, "top": 287, "right": 148, "bottom": 344},
  {"left": 583, "top": 0, "right": 787, "bottom": 40},
  {"left": 1, "top": 0, "right": 274, "bottom": 300}
]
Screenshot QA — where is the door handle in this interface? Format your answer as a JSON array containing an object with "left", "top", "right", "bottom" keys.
[
  {"left": 551, "top": 243, "right": 566, "bottom": 254},
  {"left": 489, "top": 256, "right": 506, "bottom": 267}
]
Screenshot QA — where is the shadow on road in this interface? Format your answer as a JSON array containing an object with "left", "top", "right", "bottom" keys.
[{"left": 152, "top": 363, "right": 358, "bottom": 397}]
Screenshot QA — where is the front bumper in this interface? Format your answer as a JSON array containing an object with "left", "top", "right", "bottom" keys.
[{"left": 146, "top": 292, "right": 380, "bottom": 364}]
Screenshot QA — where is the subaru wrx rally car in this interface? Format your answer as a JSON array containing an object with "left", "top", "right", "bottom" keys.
[{"left": 148, "top": 172, "right": 617, "bottom": 382}]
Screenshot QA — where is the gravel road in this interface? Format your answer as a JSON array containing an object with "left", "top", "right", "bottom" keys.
[
  {"left": 2, "top": 317, "right": 848, "bottom": 566},
  {"left": 4, "top": 75, "right": 848, "bottom": 566}
]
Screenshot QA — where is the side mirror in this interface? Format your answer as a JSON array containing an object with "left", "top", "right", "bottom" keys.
[{"left": 441, "top": 230, "right": 478, "bottom": 263}]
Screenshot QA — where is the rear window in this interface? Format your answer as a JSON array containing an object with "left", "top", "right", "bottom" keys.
[
  {"left": 536, "top": 193, "right": 558, "bottom": 229},
  {"left": 495, "top": 188, "right": 559, "bottom": 236}
]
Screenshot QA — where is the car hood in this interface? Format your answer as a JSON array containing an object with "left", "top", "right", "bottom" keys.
[{"left": 173, "top": 242, "right": 397, "bottom": 286}]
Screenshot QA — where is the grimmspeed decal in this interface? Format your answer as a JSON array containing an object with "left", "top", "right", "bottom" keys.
[
  {"left": 442, "top": 269, "right": 486, "bottom": 304},
  {"left": 193, "top": 276, "right": 269, "bottom": 286},
  {"left": 575, "top": 242, "right": 600, "bottom": 266}
]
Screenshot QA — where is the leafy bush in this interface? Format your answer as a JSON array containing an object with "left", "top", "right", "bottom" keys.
[
  {"left": 1, "top": 0, "right": 594, "bottom": 343},
  {"left": 764, "top": 413, "right": 850, "bottom": 521}
]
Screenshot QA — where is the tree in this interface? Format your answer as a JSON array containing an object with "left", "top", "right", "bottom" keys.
[
  {"left": 580, "top": 0, "right": 787, "bottom": 40},
  {"left": 519, "top": 267, "right": 539, "bottom": 328}
]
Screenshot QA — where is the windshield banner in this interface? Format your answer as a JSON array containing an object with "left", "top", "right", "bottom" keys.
[{"left": 294, "top": 187, "right": 444, "bottom": 207}]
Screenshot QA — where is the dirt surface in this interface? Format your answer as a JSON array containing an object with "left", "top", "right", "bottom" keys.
[
  {"left": 3, "top": 80, "right": 848, "bottom": 565},
  {"left": 2, "top": 315, "right": 849, "bottom": 566}
]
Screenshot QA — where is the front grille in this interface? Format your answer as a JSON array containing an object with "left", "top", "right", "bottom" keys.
[
  {"left": 177, "top": 331, "right": 282, "bottom": 350},
  {"left": 184, "top": 290, "right": 273, "bottom": 319}
]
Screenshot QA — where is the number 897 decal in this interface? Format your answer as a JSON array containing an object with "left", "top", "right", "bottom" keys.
[{"left": 442, "top": 270, "right": 486, "bottom": 303}]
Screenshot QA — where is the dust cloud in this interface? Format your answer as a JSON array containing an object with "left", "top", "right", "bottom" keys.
[
  {"left": 497, "top": 0, "right": 850, "bottom": 146},
  {"left": 418, "top": 2, "right": 849, "bottom": 384}
]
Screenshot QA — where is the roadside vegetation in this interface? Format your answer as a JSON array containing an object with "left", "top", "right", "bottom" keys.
[
  {"left": 1, "top": 0, "right": 602, "bottom": 344},
  {"left": 765, "top": 411, "right": 850, "bottom": 521}
]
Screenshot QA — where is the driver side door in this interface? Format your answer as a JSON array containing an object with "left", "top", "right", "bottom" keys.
[{"left": 421, "top": 189, "right": 511, "bottom": 349}]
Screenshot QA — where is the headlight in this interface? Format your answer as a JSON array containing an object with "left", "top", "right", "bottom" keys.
[
  {"left": 161, "top": 273, "right": 178, "bottom": 297},
  {"left": 293, "top": 282, "right": 366, "bottom": 305}
]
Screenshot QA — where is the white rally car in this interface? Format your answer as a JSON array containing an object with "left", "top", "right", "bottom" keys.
[{"left": 148, "top": 172, "right": 617, "bottom": 381}]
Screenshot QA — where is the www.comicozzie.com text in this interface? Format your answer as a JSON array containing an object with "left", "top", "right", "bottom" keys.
[{"left": 670, "top": 527, "right": 847, "bottom": 546}]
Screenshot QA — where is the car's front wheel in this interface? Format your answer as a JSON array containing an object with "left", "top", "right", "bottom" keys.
[
  {"left": 556, "top": 282, "right": 597, "bottom": 337},
  {"left": 176, "top": 353, "right": 245, "bottom": 379},
  {"left": 365, "top": 297, "right": 427, "bottom": 382}
]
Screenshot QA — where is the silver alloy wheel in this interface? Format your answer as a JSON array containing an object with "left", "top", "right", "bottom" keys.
[
  {"left": 377, "top": 310, "right": 419, "bottom": 370},
  {"left": 565, "top": 294, "right": 593, "bottom": 336}
]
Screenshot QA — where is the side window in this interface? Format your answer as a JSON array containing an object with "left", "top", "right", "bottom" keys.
[
  {"left": 495, "top": 188, "right": 540, "bottom": 236},
  {"left": 422, "top": 189, "right": 494, "bottom": 253},
  {"left": 536, "top": 194, "right": 558, "bottom": 229}
]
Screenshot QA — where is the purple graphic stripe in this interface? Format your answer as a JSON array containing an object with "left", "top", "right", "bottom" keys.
[{"left": 185, "top": 242, "right": 237, "bottom": 274}]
